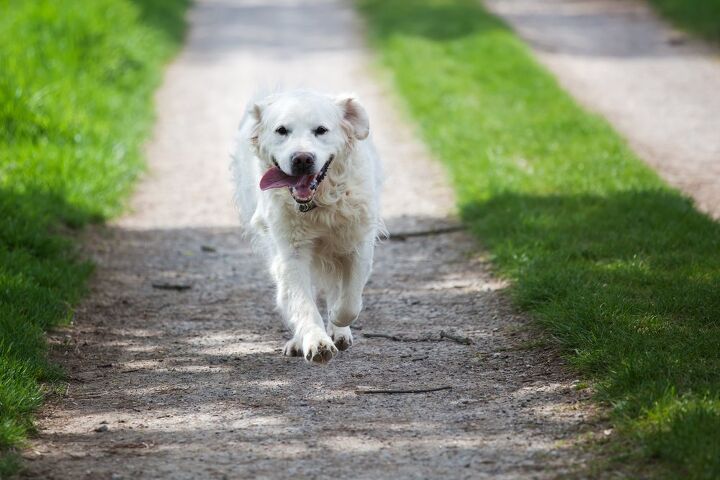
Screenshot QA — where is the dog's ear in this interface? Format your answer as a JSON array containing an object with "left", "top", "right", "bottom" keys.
[
  {"left": 336, "top": 95, "right": 369, "bottom": 140},
  {"left": 249, "top": 94, "right": 278, "bottom": 123},
  {"left": 249, "top": 96, "right": 276, "bottom": 146},
  {"left": 250, "top": 103, "right": 263, "bottom": 122},
  {"left": 248, "top": 103, "right": 263, "bottom": 146}
]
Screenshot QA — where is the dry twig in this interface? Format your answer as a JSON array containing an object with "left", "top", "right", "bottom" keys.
[
  {"left": 355, "top": 386, "right": 452, "bottom": 395},
  {"left": 152, "top": 283, "right": 192, "bottom": 291},
  {"left": 362, "top": 332, "right": 404, "bottom": 341},
  {"left": 440, "top": 330, "right": 474, "bottom": 345},
  {"left": 387, "top": 225, "right": 465, "bottom": 241},
  {"left": 363, "top": 331, "right": 474, "bottom": 345}
]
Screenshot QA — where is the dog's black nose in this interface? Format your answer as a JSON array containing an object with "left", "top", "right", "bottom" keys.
[{"left": 291, "top": 152, "right": 315, "bottom": 176}]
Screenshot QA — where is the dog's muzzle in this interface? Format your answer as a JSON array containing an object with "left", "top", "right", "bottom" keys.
[{"left": 295, "top": 155, "right": 334, "bottom": 213}]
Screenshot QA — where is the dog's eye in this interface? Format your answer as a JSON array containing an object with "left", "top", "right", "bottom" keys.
[
  {"left": 314, "top": 126, "right": 328, "bottom": 136},
  {"left": 275, "top": 126, "right": 288, "bottom": 135}
]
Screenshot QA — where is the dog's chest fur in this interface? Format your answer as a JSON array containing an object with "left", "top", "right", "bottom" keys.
[{"left": 273, "top": 179, "right": 375, "bottom": 256}]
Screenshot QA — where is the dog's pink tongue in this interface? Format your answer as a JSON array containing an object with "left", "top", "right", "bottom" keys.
[
  {"left": 259, "top": 166, "right": 315, "bottom": 198},
  {"left": 293, "top": 174, "right": 314, "bottom": 199},
  {"left": 259, "top": 166, "right": 298, "bottom": 190}
]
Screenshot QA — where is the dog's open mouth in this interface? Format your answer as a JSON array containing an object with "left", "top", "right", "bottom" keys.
[{"left": 259, "top": 156, "right": 334, "bottom": 204}]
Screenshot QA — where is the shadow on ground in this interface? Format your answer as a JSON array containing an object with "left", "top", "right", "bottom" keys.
[
  {"left": 461, "top": 189, "right": 720, "bottom": 473},
  {"left": 0, "top": 186, "right": 97, "bottom": 461},
  {"left": 361, "top": 0, "right": 706, "bottom": 61},
  {"left": 128, "top": 0, "right": 192, "bottom": 44},
  {"left": 24, "top": 214, "right": 591, "bottom": 479}
]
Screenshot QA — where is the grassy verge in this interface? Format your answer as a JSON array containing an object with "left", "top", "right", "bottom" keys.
[
  {"left": 648, "top": 0, "right": 720, "bottom": 44},
  {"left": 358, "top": 0, "right": 720, "bottom": 477},
  {"left": 0, "top": 0, "right": 188, "bottom": 473}
]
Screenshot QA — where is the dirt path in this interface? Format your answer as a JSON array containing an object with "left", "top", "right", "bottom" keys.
[
  {"left": 23, "top": 1, "right": 591, "bottom": 478},
  {"left": 486, "top": 0, "right": 720, "bottom": 219}
]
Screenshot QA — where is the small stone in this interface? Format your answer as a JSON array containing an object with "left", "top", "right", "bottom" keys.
[
  {"left": 667, "top": 32, "right": 687, "bottom": 46},
  {"left": 94, "top": 425, "right": 109, "bottom": 433}
]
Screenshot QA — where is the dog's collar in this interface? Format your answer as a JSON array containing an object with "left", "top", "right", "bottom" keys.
[{"left": 297, "top": 200, "right": 317, "bottom": 213}]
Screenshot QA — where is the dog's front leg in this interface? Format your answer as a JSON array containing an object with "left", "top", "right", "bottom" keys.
[
  {"left": 272, "top": 248, "right": 337, "bottom": 364},
  {"left": 327, "top": 238, "right": 374, "bottom": 350}
]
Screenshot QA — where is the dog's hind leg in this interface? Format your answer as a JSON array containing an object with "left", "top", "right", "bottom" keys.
[
  {"left": 325, "top": 283, "right": 353, "bottom": 351},
  {"left": 327, "top": 322, "right": 353, "bottom": 352},
  {"left": 272, "top": 248, "right": 337, "bottom": 364}
]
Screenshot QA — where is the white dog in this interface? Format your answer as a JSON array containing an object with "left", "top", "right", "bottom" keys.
[{"left": 231, "top": 90, "right": 383, "bottom": 364}]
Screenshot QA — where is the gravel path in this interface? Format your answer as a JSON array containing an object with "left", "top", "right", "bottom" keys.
[
  {"left": 23, "top": 1, "right": 590, "bottom": 478},
  {"left": 486, "top": 0, "right": 720, "bottom": 218}
]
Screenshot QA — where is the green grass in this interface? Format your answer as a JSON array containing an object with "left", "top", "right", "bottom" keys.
[
  {"left": 0, "top": 0, "right": 188, "bottom": 473},
  {"left": 648, "top": 0, "right": 720, "bottom": 44},
  {"left": 357, "top": 0, "right": 720, "bottom": 477}
]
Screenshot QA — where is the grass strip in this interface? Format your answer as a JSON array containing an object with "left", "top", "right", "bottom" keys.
[
  {"left": 358, "top": 0, "right": 720, "bottom": 477},
  {"left": 648, "top": 0, "right": 720, "bottom": 44},
  {"left": 0, "top": 0, "right": 188, "bottom": 473}
]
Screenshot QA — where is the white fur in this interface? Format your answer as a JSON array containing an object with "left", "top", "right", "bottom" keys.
[{"left": 231, "top": 90, "right": 383, "bottom": 364}]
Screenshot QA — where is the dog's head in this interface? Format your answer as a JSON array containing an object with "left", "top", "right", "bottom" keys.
[{"left": 250, "top": 91, "right": 369, "bottom": 204}]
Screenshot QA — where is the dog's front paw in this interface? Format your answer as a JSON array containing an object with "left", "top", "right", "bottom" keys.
[
  {"left": 283, "top": 338, "right": 302, "bottom": 357},
  {"left": 327, "top": 324, "right": 353, "bottom": 351},
  {"left": 302, "top": 329, "right": 338, "bottom": 364}
]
